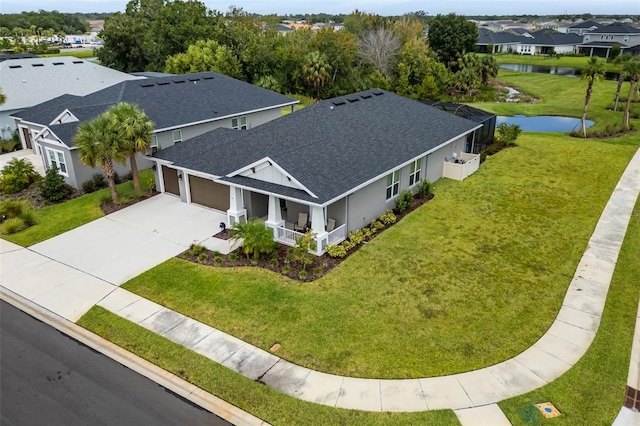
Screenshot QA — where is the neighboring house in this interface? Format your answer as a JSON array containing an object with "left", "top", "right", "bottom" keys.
[
  {"left": 567, "top": 20, "right": 600, "bottom": 35},
  {"left": 515, "top": 31, "right": 582, "bottom": 55},
  {"left": 0, "top": 57, "right": 140, "bottom": 139},
  {"left": 579, "top": 23, "right": 640, "bottom": 57},
  {"left": 0, "top": 53, "right": 40, "bottom": 62},
  {"left": 12, "top": 72, "right": 298, "bottom": 189},
  {"left": 151, "top": 89, "right": 481, "bottom": 255},
  {"left": 477, "top": 28, "right": 522, "bottom": 53}
]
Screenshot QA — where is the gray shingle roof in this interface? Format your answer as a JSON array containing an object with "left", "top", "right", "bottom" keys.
[
  {"left": 17, "top": 71, "right": 298, "bottom": 147},
  {"left": 587, "top": 23, "right": 640, "bottom": 34},
  {"left": 477, "top": 30, "right": 522, "bottom": 45},
  {"left": 154, "top": 90, "right": 479, "bottom": 206},
  {"left": 520, "top": 31, "right": 583, "bottom": 46},
  {"left": 568, "top": 20, "right": 600, "bottom": 29}
]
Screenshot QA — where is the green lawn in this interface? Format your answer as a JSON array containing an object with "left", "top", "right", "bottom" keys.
[
  {"left": 41, "top": 49, "right": 97, "bottom": 59},
  {"left": 78, "top": 307, "right": 459, "bottom": 426},
  {"left": 492, "top": 53, "right": 622, "bottom": 72},
  {"left": 475, "top": 69, "right": 633, "bottom": 132},
  {"left": 121, "top": 133, "right": 638, "bottom": 378},
  {"left": 499, "top": 196, "right": 640, "bottom": 425},
  {"left": 3, "top": 169, "right": 153, "bottom": 247}
]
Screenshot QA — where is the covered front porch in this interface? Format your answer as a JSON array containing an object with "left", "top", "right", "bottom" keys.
[{"left": 226, "top": 187, "right": 347, "bottom": 255}]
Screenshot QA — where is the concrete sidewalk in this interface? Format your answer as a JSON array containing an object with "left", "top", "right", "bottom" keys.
[{"left": 2, "top": 146, "right": 639, "bottom": 420}]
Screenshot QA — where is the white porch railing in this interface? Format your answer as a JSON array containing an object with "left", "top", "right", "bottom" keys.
[
  {"left": 327, "top": 224, "right": 347, "bottom": 245},
  {"left": 274, "top": 226, "right": 305, "bottom": 247}
]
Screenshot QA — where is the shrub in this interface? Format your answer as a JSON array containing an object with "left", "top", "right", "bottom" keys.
[
  {"left": 40, "top": 164, "right": 71, "bottom": 203},
  {"left": 298, "top": 270, "right": 308, "bottom": 280},
  {"left": 189, "top": 243, "right": 206, "bottom": 257},
  {"left": 1, "top": 217, "right": 26, "bottom": 234},
  {"left": 228, "top": 252, "right": 239, "bottom": 261},
  {"left": 395, "top": 189, "right": 414, "bottom": 212},
  {"left": 20, "top": 209, "right": 37, "bottom": 227},
  {"left": 362, "top": 227, "right": 372, "bottom": 239},
  {"left": 417, "top": 179, "right": 432, "bottom": 198},
  {"left": 231, "top": 218, "right": 277, "bottom": 260},
  {"left": 495, "top": 123, "right": 522, "bottom": 146},
  {"left": 198, "top": 252, "right": 208, "bottom": 263},
  {"left": 326, "top": 244, "right": 347, "bottom": 258},
  {"left": 282, "top": 264, "right": 291, "bottom": 273},
  {"left": 269, "top": 257, "right": 279, "bottom": 267},
  {"left": 342, "top": 239, "right": 356, "bottom": 252},
  {"left": 213, "top": 255, "right": 222, "bottom": 264},
  {"left": 82, "top": 179, "right": 95, "bottom": 193},
  {"left": 312, "top": 266, "right": 323, "bottom": 276},
  {"left": 348, "top": 229, "right": 365, "bottom": 245},
  {"left": 379, "top": 210, "right": 396, "bottom": 225},
  {"left": 370, "top": 220, "right": 384, "bottom": 231},
  {"left": 291, "top": 230, "right": 316, "bottom": 271},
  {"left": 83, "top": 173, "right": 109, "bottom": 193},
  {"left": 0, "top": 158, "right": 41, "bottom": 194},
  {"left": 112, "top": 171, "right": 121, "bottom": 184},
  {"left": 0, "top": 198, "right": 30, "bottom": 218}
]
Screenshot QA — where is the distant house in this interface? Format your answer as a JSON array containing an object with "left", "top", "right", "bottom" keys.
[
  {"left": 477, "top": 28, "right": 522, "bottom": 53},
  {"left": 150, "top": 90, "right": 481, "bottom": 255},
  {"left": 515, "top": 30, "right": 582, "bottom": 55},
  {"left": 12, "top": 72, "right": 298, "bottom": 189},
  {"left": 567, "top": 20, "right": 600, "bottom": 35},
  {"left": 0, "top": 56, "right": 140, "bottom": 140},
  {"left": 0, "top": 53, "right": 39, "bottom": 62},
  {"left": 579, "top": 23, "right": 640, "bottom": 58}
]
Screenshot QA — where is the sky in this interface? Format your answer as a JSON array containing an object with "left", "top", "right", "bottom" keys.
[{"left": 1, "top": 0, "right": 639, "bottom": 16}]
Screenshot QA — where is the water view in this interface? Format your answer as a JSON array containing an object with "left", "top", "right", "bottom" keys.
[
  {"left": 497, "top": 115, "right": 594, "bottom": 132},
  {"left": 499, "top": 64, "right": 619, "bottom": 81}
]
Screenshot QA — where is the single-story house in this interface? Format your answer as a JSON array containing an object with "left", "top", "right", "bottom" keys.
[
  {"left": 579, "top": 23, "right": 640, "bottom": 57},
  {"left": 12, "top": 72, "right": 298, "bottom": 189},
  {"left": 515, "top": 30, "right": 582, "bottom": 55},
  {"left": 477, "top": 28, "right": 523, "bottom": 53},
  {"left": 0, "top": 57, "right": 141, "bottom": 139},
  {"left": 151, "top": 89, "right": 481, "bottom": 255}
]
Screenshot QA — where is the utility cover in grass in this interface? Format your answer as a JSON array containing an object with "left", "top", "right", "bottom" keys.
[{"left": 535, "top": 402, "right": 561, "bottom": 418}]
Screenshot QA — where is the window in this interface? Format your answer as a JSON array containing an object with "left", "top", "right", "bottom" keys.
[
  {"left": 409, "top": 159, "right": 421, "bottom": 186},
  {"left": 150, "top": 134, "right": 159, "bottom": 152},
  {"left": 231, "top": 116, "right": 247, "bottom": 130},
  {"left": 172, "top": 129, "right": 182, "bottom": 144},
  {"left": 386, "top": 170, "right": 400, "bottom": 200},
  {"left": 46, "top": 147, "right": 68, "bottom": 176}
]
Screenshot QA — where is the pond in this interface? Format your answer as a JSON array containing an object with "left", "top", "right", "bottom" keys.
[
  {"left": 499, "top": 64, "right": 619, "bottom": 81},
  {"left": 497, "top": 115, "right": 594, "bottom": 132}
]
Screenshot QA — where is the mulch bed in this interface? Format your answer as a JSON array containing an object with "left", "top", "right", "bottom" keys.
[
  {"left": 0, "top": 184, "right": 82, "bottom": 209},
  {"left": 179, "top": 193, "right": 435, "bottom": 282},
  {"left": 100, "top": 191, "right": 159, "bottom": 215}
]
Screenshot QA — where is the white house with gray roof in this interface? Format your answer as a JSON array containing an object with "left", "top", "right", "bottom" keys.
[
  {"left": 151, "top": 90, "right": 481, "bottom": 255},
  {"left": 579, "top": 23, "right": 640, "bottom": 57},
  {"left": 0, "top": 56, "right": 141, "bottom": 140},
  {"left": 12, "top": 72, "right": 298, "bottom": 189}
]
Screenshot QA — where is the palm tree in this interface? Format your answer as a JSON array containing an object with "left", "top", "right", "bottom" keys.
[
  {"left": 303, "top": 51, "right": 332, "bottom": 100},
  {"left": 73, "top": 114, "right": 127, "bottom": 203},
  {"left": 106, "top": 102, "right": 153, "bottom": 191},
  {"left": 230, "top": 218, "right": 277, "bottom": 260},
  {"left": 580, "top": 57, "right": 606, "bottom": 138},
  {"left": 622, "top": 58, "right": 640, "bottom": 129},
  {"left": 613, "top": 54, "right": 632, "bottom": 111}
]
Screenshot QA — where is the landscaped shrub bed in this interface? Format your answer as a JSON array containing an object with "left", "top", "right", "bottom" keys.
[{"left": 179, "top": 191, "right": 435, "bottom": 282}]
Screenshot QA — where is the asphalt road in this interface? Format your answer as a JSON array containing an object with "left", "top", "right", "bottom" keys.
[{"left": 0, "top": 300, "right": 230, "bottom": 426}]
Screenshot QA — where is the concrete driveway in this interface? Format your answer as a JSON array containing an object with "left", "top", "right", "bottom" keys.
[{"left": 30, "top": 194, "right": 225, "bottom": 285}]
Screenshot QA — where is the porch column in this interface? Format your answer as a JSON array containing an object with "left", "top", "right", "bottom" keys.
[
  {"left": 183, "top": 171, "right": 191, "bottom": 203},
  {"left": 310, "top": 205, "right": 328, "bottom": 255},
  {"left": 156, "top": 162, "right": 165, "bottom": 193},
  {"left": 226, "top": 186, "right": 247, "bottom": 225},
  {"left": 265, "top": 195, "right": 285, "bottom": 237}
]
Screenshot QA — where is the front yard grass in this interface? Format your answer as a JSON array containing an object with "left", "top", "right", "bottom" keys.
[
  {"left": 2, "top": 169, "right": 153, "bottom": 247},
  {"left": 499, "top": 196, "right": 640, "bottom": 425},
  {"left": 121, "top": 133, "right": 638, "bottom": 378},
  {"left": 77, "top": 306, "right": 459, "bottom": 426}
]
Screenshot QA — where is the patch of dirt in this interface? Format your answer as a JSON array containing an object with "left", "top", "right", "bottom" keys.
[{"left": 179, "top": 193, "right": 435, "bottom": 282}]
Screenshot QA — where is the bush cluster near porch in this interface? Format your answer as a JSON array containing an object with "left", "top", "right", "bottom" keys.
[{"left": 121, "top": 132, "right": 638, "bottom": 378}]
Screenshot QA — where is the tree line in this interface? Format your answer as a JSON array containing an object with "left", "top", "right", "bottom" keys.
[
  {"left": 0, "top": 10, "right": 88, "bottom": 34},
  {"left": 98, "top": 1, "right": 492, "bottom": 102}
]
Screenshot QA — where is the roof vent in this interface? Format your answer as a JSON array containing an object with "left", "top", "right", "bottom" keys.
[
  {"left": 157, "top": 81, "right": 170, "bottom": 85},
  {"left": 331, "top": 101, "right": 346, "bottom": 106},
  {"left": 188, "top": 78, "right": 200, "bottom": 82},
  {"left": 53, "top": 62, "right": 64, "bottom": 65},
  {"left": 202, "top": 76, "right": 214, "bottom": 80},
  {"left": 32, "top": 63, "right": 44, "bottom": 67},
  {"left": 173, "top": 79, "right": 186, "bottom": 83},
  {"left": 372, "top": 90, "right": 384, "bottom": 96},
  {"left": 72, "top": 60, "right": 83, "bottom": 64},
  {"left": 140, "top": 82, "right": 155, "bottom": 87},
  {"left": 360, "top": 94, "right": 372, "bottom": 99},
  {"left": 9, "top": 65, "right": 22, "bottom": 69},
  {"left": 347, "top": 97, "right": 360, "bottom": 103}
]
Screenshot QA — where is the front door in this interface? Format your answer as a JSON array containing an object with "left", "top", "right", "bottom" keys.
[
  {"left": 21, "top": 127, "right": 32, "bottom": 150},
  {"left": 162, "top": 166, "right": 180, "bottom": 196}
]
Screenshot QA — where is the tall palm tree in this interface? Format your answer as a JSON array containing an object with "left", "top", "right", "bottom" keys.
[
  {"left": 613, "top": 54, "right": 632, "bottom": 111},
  {"left": 580, "top": 57, "right": 606, "bottom": 138},
  {"left": 622, "top": 58, "right": 640, "bottom": 129},
  {"left": 107, "top": 102, "right": 153, "bottom": 191},
  {"left": 303, "top": 51, "right": 332, "bottom": 100},
  {"left": 73, "top": 114, "right": 127, "bottom": 203}
]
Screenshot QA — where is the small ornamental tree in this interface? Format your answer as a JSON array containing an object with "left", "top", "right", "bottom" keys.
[
  {"left": 230, "top": 218, "right": 277, "bottom": 260},
  {"left": 40, "top": 163, "right": 70, "bottom": 203},
  {"left": 290, "top": 230, "right": 316, "bottom": 272}
]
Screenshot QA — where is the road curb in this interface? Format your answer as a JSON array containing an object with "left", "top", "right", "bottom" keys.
[{"left": 0, "top": 286, "right": 270, "bottom": 426}]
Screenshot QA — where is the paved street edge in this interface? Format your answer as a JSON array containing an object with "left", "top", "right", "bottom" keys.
[{"left": 0, "top": 286, "right": 270, "bottom": 426}]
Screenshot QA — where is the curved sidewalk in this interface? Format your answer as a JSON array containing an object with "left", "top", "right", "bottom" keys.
[{"left": 96, "top": 147, "right": 640, "bottom": 413}]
